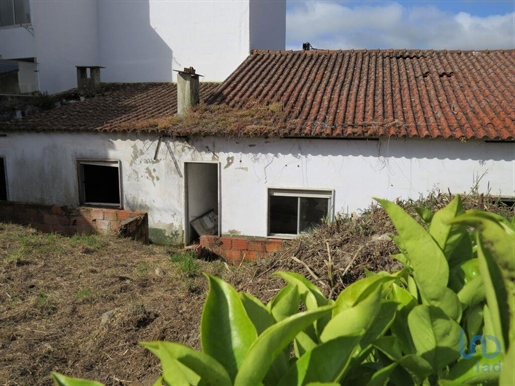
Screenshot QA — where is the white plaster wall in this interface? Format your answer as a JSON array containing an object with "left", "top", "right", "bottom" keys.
[
  {"left": 249, "top": 0, "right": 286, "bottom": 50},
  {"left": 0, "top": 133, "right": 512, "bottom": 242},
  {"left": 188, "top": 137, "right": 514, "bottom": 236},
  {"left": 0, "top": 26, "right": 36, "bottom": 59},
  {"left": 31, "top": 0, "right": 99, "bottom": 94},
  {"left": 98, "top": 0, "right": 255, "bottom": 82}
]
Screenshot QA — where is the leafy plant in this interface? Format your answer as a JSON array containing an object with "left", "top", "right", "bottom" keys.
[{"left": 51, "top": 196, "right": 514, "bottom": 385}]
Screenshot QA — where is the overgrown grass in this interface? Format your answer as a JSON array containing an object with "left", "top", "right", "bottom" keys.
[{"left": 169, "top": 250, "right": 201, "bottom": 277}]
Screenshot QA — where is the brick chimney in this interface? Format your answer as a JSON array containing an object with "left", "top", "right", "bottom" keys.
[
  {"left": 176, "top": 67, "right": 201, "bottom": 116},
  {"left": 76, "top": 66, "right": 103, "bottom": 96}
]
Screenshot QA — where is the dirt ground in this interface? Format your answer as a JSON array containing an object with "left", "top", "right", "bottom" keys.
[{"left": 0, "top": 192, "right": 511, "bottom": 385}]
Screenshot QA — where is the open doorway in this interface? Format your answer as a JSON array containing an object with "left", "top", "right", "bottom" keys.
[{"left": 184, "top": 162, "right": 220, "bottom": 245}]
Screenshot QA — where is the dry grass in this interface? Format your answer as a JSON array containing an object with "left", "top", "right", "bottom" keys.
[
  {"left": 115, "top": 102, "right": 287, "bottom": 137},
  {"left": 0, "top": 228, "right": 228, "bottom": 385}
]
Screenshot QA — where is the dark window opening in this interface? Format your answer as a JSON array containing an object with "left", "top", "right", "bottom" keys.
[
  {"left": 269, "top": 190, "right": 331, "bottom": 235},
  {"left": 270, "top": 196, "right": 298, "bottom": 234},
  {"left": 0, "top": 158, "right": 7, "bottom": 200},
  {"left": 79, "top": 161, "right": 121, "bottom": 206},
  {"left": 490, "top": 197, "right": 515, "bottom": 211}
]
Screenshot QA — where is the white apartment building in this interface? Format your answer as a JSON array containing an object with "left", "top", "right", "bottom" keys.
[{"left": 0, "top": 0, "right": 286, "bottom": 94}]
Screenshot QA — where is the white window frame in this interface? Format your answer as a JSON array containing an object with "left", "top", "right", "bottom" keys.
[
  {"left": 267, "top": 188, "right": 334, "bottom": 237},
  {"left": 77, "top": 160, "right": 122, "bottom": 208},
  {"left": 0, "top": 0, "right": 31, "bottom": 28}
]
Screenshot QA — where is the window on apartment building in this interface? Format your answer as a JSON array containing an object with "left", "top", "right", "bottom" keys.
[
  {"left": 0, "top": 158, "right": 7, "bottom": 201},
  {"left": 0, "top": 0, "right": 30, "bottom": 27},
  {"left": 78, "top": 160, "right": 121, "bottom": 207},
  {"left": 268, "top": 189, "right": 333, "bottom": 235}
]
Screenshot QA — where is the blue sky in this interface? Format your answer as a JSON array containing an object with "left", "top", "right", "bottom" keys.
[{"left": 286, "top": 0, "right": 515, "bottom": 50}]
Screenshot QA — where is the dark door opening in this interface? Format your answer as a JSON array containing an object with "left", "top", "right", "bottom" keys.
[
  {"left": 0, "top": 158, "right": 7, "bottom": 200},
  {"left": 185, "top": 163, "right": 219, "bottom": 245}
]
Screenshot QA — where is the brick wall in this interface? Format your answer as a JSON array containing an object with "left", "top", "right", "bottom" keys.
[
  {"left": 0, "top": 201, "right": 148, "bottom": 243},
  {"left": 200, "top": 235, "right": 286, "bottom": 264}
]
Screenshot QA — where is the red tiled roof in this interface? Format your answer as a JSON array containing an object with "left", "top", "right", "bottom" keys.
[
  {"left": 0, "top": 83, "right": 219, "bottom": 132},
  {"left": 2, "top": 50, "right": 514, "bottom": 140},
  {"left": 205, "top": 49, "right": 515, "bottom": 140}
]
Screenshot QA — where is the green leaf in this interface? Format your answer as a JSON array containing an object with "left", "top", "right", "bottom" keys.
[
  {"left": 464, "top": 303, "right": 484, "bottom": 340},
  {"left": 447, "top": 353, "right": 503, "bottom": 384},
  {"left": 321, "top": 286, "right": 382, "bottom": 342},
  {"left": 478, "top": 234, "right": 509, "bottom": 353},
  {"left": 273, "top": 271, "right": 327, "bottom": 310},
  {"left": 294, "top": 330, "right": 318, "bottom": 358},
  {"left": 360, "top": 301, "right": 398, "bottom": 349},
  {"left": 277, "top": 334, "right": 362, "bottom": 386},
  {"left": 389, "top": 284, "right": 416, "bottom": 312},
  {"left": 140, "top": 341, "right": 232, "bottom": 386},
  {"left": 163, "top": 357, "right": 200, "bottom": 385},
  {"left": 483, "top": 304, "right": 503, "bottom": 356},
  {"left": 51, "top": 372, "right": 105, "bottom": 386},
  {"left": 452, "top": 211, "right": 514, "bottom": 348},
  {"left": 397, "top": 355, "right": 433, "bottom": 384},
  {"left": 235, "top": 305, "right": 334, "bottom": 386},
  {"left": 388, "top": 364, "right": 415, "bottom": 386},
  {"left": 375, "top": 199, "right": 449, "bottom": 305},
  {"left": 334, "top": 276, "right": 395, "bottom": 314},
  {"left": 449, "top": 259, "right": 480, "bottom": 293},
  {"left": 274, "top": 271, "right": 331, "bottom": 337},
  {"left": 407, "top": 305, "right": 462, "bottom": 372},
  {"left": 437, "top": 380, "right": 462, "bottom": 386},
  {"left": 269, "top": 284, "right": 301, "bottom": 322},
  {"left": 389, "top": 284, "right": 417, "bottom": 355},
  {"left": 435, "top": 288, "right": 462, "bottom": 322},
  {"left": 447, "top": 232, "right": 474, "bottom": 270},
  {"left": 305, "top": 383, "right": 340, "bottom": 386},
  {"left": 390, "top": 235, "right": 408, "bottom": 257},
  {"left": 429, "top": 195, "right": 467, "bottom": 260},
  {"left": 457, "top": 275, "right": 485, "bottom": 312},
  {"left": 500, "top": 342, "right": 515, "bottom": 385},
  {"left": 406, "top": 275, "right": 418, "bottom": 301},
  {"left": 391, "top": 253, "right": 408, "bottom": 266},
  {"left": 201, "top": 274, "right": 258, "bottom": 381},
  {"left": 366, "top": 362, "right": 398, "bottom": 386},
  {"left": 364, "top": 268, "right": 377, "bottom": 277},
  {"left": 241, "top": 292, "right": 275, "bottom": 335},
  {"left": 374, "top": 336, "right": 403, "bottom": 361},
  {"left": 415, "top": 207, "right": 434, "bottom": 225}
]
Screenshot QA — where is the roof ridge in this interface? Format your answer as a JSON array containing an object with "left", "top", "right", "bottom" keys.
[{"left": 250, "top": 48, "right": 515, "bottom": 55}]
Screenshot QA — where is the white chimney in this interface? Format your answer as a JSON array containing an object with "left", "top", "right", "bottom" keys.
[
  {"left": 76, "top": 66, "right": 104, "bottom": 96},
  {"left": 176, "top": 67, "right": 201, "bottom": 116}
]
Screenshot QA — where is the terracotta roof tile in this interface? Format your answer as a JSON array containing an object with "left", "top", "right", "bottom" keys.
[
  {"left": 2, "top": 49, "right": 514, "bottom": 140},
  {"left": 206, "top": 49, "right": 515, "bottom": 140},
  {"left": 0, "top": 83, "right": 219, "bottom": 133}
]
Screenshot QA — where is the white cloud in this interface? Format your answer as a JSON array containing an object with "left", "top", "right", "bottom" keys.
[{"left": 286, "top": 1, "right": 515, "bottom": 50}]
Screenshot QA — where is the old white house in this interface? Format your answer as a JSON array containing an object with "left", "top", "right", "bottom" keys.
[{"left": 0, "top": 49, "right": 513, "bottom": 244}]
